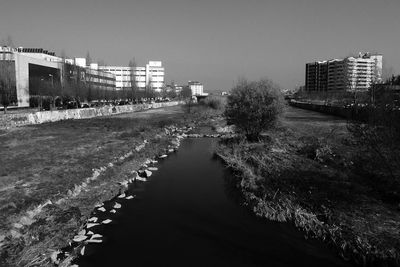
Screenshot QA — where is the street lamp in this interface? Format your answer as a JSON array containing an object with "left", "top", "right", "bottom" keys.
[{"left": 48, "top": 74, "right": 54, "bottom": 88}]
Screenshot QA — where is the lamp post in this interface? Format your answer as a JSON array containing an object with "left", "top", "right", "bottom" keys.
[
  {"left": 48, "top": 74, "right": 53, "bottom": 87},
  {"left": 49, "top": 74, "right": 54, "bottom": 110}
]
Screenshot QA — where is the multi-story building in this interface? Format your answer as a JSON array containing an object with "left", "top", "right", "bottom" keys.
[
  {"left": 188, "top": 81, "right": 204, "bottom": 96},
  {"left": 305, "top": 52, "right": 383, "bottom": 92},
  {"left": 99, "top": 61, "right": 165, "bottom": 92},
  {"left": 69, "top": 58, "right": 116, "bottom": 91},
  {"left": 0, "top": 47, "right": 116, "bottom": 108},
  {"left": 305, "top": 61, "right": 328, "bottom": 92}
]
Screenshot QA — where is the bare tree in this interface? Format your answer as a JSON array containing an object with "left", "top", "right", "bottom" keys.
[
  {"left": 145, "top": 74, "right": 154, "bottom": 99},
  {"left": 0, "top": 35, "right": 16, "bottom": 113},
  {"left": 86, "top": 51, "right": 92, "bottom": 66},
  {"left": 129, "top": 58, "right": 138, "bottom": 102},
  {"left": 181, "top": 86, "right": 193, "bottom": 113},
  {"left": 0, "top": 59, "right": 15, "bottom": 113},
  {"left": 1, "top": 35, "right": 15, "bottom": 47}
]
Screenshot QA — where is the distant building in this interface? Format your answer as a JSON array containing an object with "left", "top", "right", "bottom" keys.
[
  {"left": 71, "top": 58, "right": 116, "bottom": 91},
  {"left": 0, "top": 47, "right": 116, "bottom": 108},
  {"left": 99, "top": 61, "right": 165, "bottom": 91},
  {"left": 188, "top": 81, "right": 204, "bottom": 96},
  {"left": 305, "top": 52, "right": 383, "bottom": 92}
]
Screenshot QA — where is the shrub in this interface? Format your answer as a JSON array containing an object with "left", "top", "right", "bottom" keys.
[
  {"left": 348, "top": 105, "right": 400, "bottom": 202},
  {"left": 224, "top": 78, "right": 284, "bottom": 141},
  {"left": 199, "top": 96, "right": 224, "bottom": 110}
]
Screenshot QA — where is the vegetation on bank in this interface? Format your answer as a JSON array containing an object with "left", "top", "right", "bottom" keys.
[
  {"left": 0, "top": 104, "right": 218, "bottom": 267},
  {"left": 216, "top": 78, "right": 400, "bottom": 266},
  {"left": 224, "top": 78, "right": 284, "bottom": 141}
]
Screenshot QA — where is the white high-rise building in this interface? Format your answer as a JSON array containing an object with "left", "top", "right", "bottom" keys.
[
  {"left": 188, "top": 81, "right": 204, "bottom": 96},
  {"left": 306, "top": 52, "right": 383, "bottom": 92},
  {"left": 99, "top": 61, "right": 165, "bottom": 91}
]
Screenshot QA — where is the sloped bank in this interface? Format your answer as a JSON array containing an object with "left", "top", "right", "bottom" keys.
[
  {"left": 0, "top": 124, "right": 194, "bottom": 267},
  {"left": 0, "top": 101, "right": 183, "bottom": 129},
  {"left": 216, "top": 138, "right": 400, "bottom": 267},
  {"left": 52, "top": 125, "right": 193, "bottom": 267}
]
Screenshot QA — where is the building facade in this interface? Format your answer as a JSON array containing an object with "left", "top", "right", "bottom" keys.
[
  {"left": 305, "top": 52, "right": 383, "bottom": 92},
  {"left": 99, "top": 61, "right": 165, "bottom": 92},
  {"left": 188, "top": 81, "right": 204, "bottom": 96},
  {"left": 0, "top": 47, "right": 116, "bottom": 108}
]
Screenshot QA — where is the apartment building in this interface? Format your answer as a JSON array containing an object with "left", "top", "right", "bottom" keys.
[
  {"left": 99, "top": 61, "right": 165, "bottom": 91},
  {"left": 305, "top": 52, "right": 383, "bottom": 92}
]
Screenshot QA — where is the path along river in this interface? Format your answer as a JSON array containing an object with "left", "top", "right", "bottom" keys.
[{"left": 76, "top": 138, "right": 353, "bottom": 267}]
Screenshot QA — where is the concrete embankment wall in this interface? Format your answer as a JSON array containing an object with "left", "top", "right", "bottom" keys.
[
  {"left": 0, "top": 101, "right": 182, "bottom": 129},
  {"left": 288, "top": 101, "right": 373, "bottom": 121},
  {"left": 289, "top": 101, "right": 352, "bottom": 118}
]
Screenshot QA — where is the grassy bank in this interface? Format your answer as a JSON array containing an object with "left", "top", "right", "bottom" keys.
[
  {"left": 216, "top": 106, "right": 400, "bottom": 267},
  {"left": 0, "top": 105, "right": 223, "bottom": 267}
]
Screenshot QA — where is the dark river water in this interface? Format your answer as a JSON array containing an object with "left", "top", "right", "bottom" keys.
[{"left": 76, "top": 138, "right": 353, "bottom": 267}]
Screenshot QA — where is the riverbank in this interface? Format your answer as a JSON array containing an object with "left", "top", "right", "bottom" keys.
[
  {"left": 216, "top": 106, "right": 400, "bottom": 267},
  {"left": 0, "top": 104, "right": 223, "bottom": 267}
]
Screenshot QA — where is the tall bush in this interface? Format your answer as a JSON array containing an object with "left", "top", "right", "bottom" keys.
[
  {"left": 224, "top": 78, "right": 284, "bottom": 141},
  {"left": 348, "top": 104, "right": 400, "bottom": 202}
]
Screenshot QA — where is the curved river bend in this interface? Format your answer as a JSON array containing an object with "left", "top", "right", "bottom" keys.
[{"left": 76, "top": 138, "right": 353, "bottom": 267}]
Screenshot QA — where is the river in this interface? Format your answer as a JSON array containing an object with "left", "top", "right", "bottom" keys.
[{"left": 76, "top": 138, "right": 353, "bottom": 267}]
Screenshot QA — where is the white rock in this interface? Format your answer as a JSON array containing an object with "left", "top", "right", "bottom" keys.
[
  {"left": 168, "top": 149, "right": 174, "bottom": 153},
  {"left": 13, "top": 223, "right": 23, "bottom": 229},
  {"left": 113, "top": 202, "right": 121, "bottom": 209},
  {"left": 159, "top": 154, "right": 167, "bottom": 159},
  {"left": 86, "top": 239, "right": 102, "bottom": 243},
  {"left": 10, "top": 230, "right": 21, "bottom": 238},
  {"left": 86, "top": 223, "right": 100, "bottom": 229},
  {"left": 151, "top": 160, "right": 158, "bottom": 164},
  {"left": 118, "top": 181, "right": 129, "bottom": 187},
  {"left": 19, "top": 216, "right": 35, "bottom": 226},
  {"left": 73, "top": 235, "right": 87, "bottom": 242},
  {"left": 91, "top": 234, "right": 103, "bottom": 239},
  {"left": 148, "top": 167, "right": 158, "bottom": 171},
  {"left": 78, "top": 230, "right": 86, "bottom": 236},
  {"left": 88, "top": 217, "right": 98, "bottom": 223},
  {"left": 136, "top": 176, "right": 147, "bottom": 182},
  {"left": 142, "top": 164, "right": 148, "bottom": 168},
  {"left": 145, "top": 159, "right": 151, "bottom": 165},
  {"left": 110, "top": 209, "right": 116, "bottom": 213},
  {"left": 94, "top": 203, "right": 103, "bottom": 208},
  {"left": 97, "top": 207, "right": 106, "bottom": 212},
  {"left": 117, "top": 193, "right": 126, "bottom": 198},
  {"left": 50, "top": 250, "right": 61, "bottom": 264},
  {"left": 125, "top": 195, "right": 135, "bottom": 200},
  {"left": 144, "top": 170, "right": 152, "bottom": 177},
  {"left": 102, "top": 219, "right": 112, "bottom": 224},
  {"left": 87, "top": 231, "right": 94, "bottom": 235},
  {"left": 80, "top": 246, "right": 85, "bottom": 256}
]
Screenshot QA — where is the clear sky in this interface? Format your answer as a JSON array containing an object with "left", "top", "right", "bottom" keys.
[{"left": 0, "top": 0, "right": 399, "bottom": 91}]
